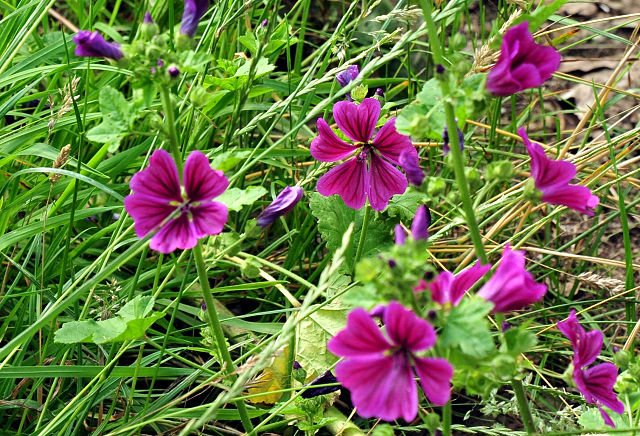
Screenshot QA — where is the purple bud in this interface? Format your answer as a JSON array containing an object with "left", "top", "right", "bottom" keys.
[
  {"left": 143, "top": 12, "right": 154, "bottom": 24},
  {"left": 73, "top": 31, "right": 123, "bottom": 60},
  {"left": 300, "top": 370, "right": 340, "bottom": 399},
  {"left": 201, "top": 301, "right": 207, "bottom": 311},
  {"left": 150, "top": 67, "right": 156, "bottom": 74},
  {"left": 387, "top": 259, "right": 397, "bottom": 268},
  {"left": 257, "top": 186, "right": 303, "bottom": 228},
  {"left": 369, "top": 305, "right": 386, "bottom": 319},
  {"left": 428, "top": 310, "right": 437, "bottom": 321},
  {"left": 399, "top": 149, "right": 425, "bottom": 186},
  {"left": 180, "top": 0, "right": 209, "bottom": 38},
  {"left": 261, "top": 19, "right": 268, "bottom": 27},
  {"left": 501, "top": 321, "right": 511, "bottom": 332},
  {"left": 443, "top": 125, "right": 464, "bottom": 156},
  {"left": 336, "top": 65, "right": 359, "bottom": 88},
  {"left": 168, "top": 66, "right": 180, "bottom": 78},
  {"left": 613, "top": 346, "right": 621, "bottom": 354},
  {"left": 436, "top": 64, "right": 446, "bottom": 74},
  {"left": 293, "top": 361, "right": 303, "bottom": 370},
  {"left": 394, "top": 224, "right": 406, "bottom": 245},
  {"left": 375, "top": 88, "right": 384, "bottom": 97},
  {"left": 157, "top": 58, "right": 164, "bottom": 68},
  {"left": 411, "top": 205, "right": 431, "bottom": 241}
]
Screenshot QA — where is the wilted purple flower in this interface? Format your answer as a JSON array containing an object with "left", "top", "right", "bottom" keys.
[
  {"left": 336, "top": 65, "right": 360, "bottom": 101},
  {"left": 487, "top": 22, "right": 561, "bottom": 97},
  {"left": 412, "top": 205, "right": 430, "bottom": 241},
  {"left": 143, "top": 12, "right": 154, "bottom": 24},
  {"left": 328, "top": 301, "right": 453, "bottom": 421},
  {"left": 419, "top": 261, "right": 491, "bottom": 306},
  {"left": 312, "top": 98, "right": 416, "bottom": 211},
  {"left": 477, "top": 244, "right": 546, "bottom": 313},
  {"left": 558, "top": 310, "right": 624, "bottom": 427},
  {"left": 180, "top": 0, "right": 209, "bottom": 38},
  {"left": 301, "top": 370, "right": 341, "bottom": 399},
  {"left": 375, "top": 88, "right": 384, "bottom": 97},
  {"left": 521, "top": 128, "right": 599, "bottom": 216},
  {"left": 73, "top": 31, "right": 123, "bottom": 60},
  {"left": 399, "top": 149, "right": 425, "bottom": 186},
  {"left": 256, "top": 186, "right": 303, "bottom": 228},
  {"left": 168, "top": 66, "right": 180, "bottom": 78},
  {"left": 124, "top": 150, "right": 228, "bottom": 253},
  {"left": 443, "top": 125, "right": 464, "bottom": 156},
  {"left": 293, "top": 361, "right": 303, "bottom": 370}
]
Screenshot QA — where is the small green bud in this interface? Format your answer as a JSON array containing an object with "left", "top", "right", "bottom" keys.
[
  {"left": 175, "top": 33, "right": 192, "bottom": 51},
  {"left": 189, "top": 85, "right": 209, "bottom": 108},
  {"left": 371, "top": 423, "right": 394, "bottom": 436},
  {"left": 454, "top": 59, "right": 472, "bottom": 77},
  {"left": 614, "top": 349, "right": 631, "bottom": 370},
  {"left": 446, "top": 190, "right": 460, "bottom": 204},
  {"left": 464, "top": 167, "right": 481, "bottom": 190},
  {"left": 243, "top": 219, "right": 262, "bottom": 239},
  {"left": 424, "top": 413, "right": 440, "bottom": 435},
  {"left": 141, "top": 23, "right": 159, "bottom": 41},
  {"left": 523, "top": 178, "right": 543, "bottom": 203},
  {"left": 450, "top": 33, "right": 467, "bottom": 51},
  {"left": 351, "top": 84, "right": 369, "bottom": 103},
  {"left": 427, "top": 177, "right": 446, "bottom": 197},
  {"left": 217, "top": 232, "right": 241, "bottom": 256},
  {"left": 486, "top": 160, "right": 514, "bottom": 182},
  {"left": 240, "top": 258, "right": 261, "bottom": 279}
]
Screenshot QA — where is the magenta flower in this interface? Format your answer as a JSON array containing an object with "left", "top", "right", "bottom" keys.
[
  {"left": 328, "top": 301, "right": 453, "bottom": 422},
  {"left": 124, "top": 150, "right": 228, "bottom": 253},
  {"left": 521, "top": 128, "right": 599, "bottom": 215},
  {"left": 180, "top": 0, "right": 209, "bottom": 37},
  {"left": 418, "top": 261, "right": 491, "bottom": 306},
  {"left": 257, "top": 186, "right": 303, "bottom": 228},
  {"left": 399, "top": 149, "right": 425, "bottom": 186},
  {"left": 73, "top": 31, "right": 123, "bottom": 60},
  {"left": 312, "top": 98, "right": 417, "bottom": 211},
  {"left": 486, "top": 22, "right": 561, "bottom": 97},
  {"left": 476, "top": 244, "right": 546, "bottom": 313},
  {"left": 558, "top": 310, "right": 624, "bottom": 427}
]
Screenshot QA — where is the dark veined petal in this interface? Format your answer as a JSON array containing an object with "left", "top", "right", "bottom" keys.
[
  {"left": 557, "top": 310, "right": 603, "bottom": 368},
  {"left": 372, "top": 118, "right": 415, "bottom": 165},
  {"left": 413, "top": 356, "right": 454, "bottom": 406},
  {"left": 333, "top": 98, "right": 380, "bottom": 144},
  {"left": 317, "top": 156, "right": 368, "bottom": 210},
  {"left": 327, "top": 308, "right": 391, "bottom": 358},
  {"left": 129, "top": 149, "right": 183, "bottom": 203},
  {"left": 310, "top": 118, "right": 359, "bottom": 162},
  {"left": 368, "top": 152, "right": 407, "bottom": 212},
  {"left": 124, "top": 193, "right": 177, "bottom": 238},
  {"left": 183, "top": 150, "right": 229, "bottom": 202},
  {"left": 398, "top": 148, "right": 425, "bottom": 186},
  {"left": 583, "top": 363, "right": 624, "bottom": 414},
  {"left": 190, "top": 202, "right": 228, "bottom": 238},
  {"left": 150, "top": 212, "right": 198, "bottom": 253},
  {"left": 383, "top": 301, "right": 436, "bottom": 352},
  {"left": 411, "top": 205, "right": 430, "bottom": 241},
  {"left": 428, "top": 271, "right": 454, "bottom": 305}
]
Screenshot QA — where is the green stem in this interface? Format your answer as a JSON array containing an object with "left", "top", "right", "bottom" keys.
[
  {"left": 442, "top": 400, "right": 452, "bottom": 436},
  {"left": 159, "top": 86, "right": 183, "bottom": 177},
  {"left": 324, "top": 406, "right": 366, "bottom": 436},
  {"left": 193, "top": 241, "right": 254, "bottom": 433},
  {"left": 418, "top": 0, "right": 487, "bottom": 265},
  {"left": 353, "top": 203, "right": 372, "bottom": 274},
  {"left": 512, "top": 378, "right": 536, "bottom": 435}
]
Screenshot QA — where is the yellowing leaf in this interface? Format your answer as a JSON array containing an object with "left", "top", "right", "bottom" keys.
[{"left": 245, "top": 346, "right": 289, "bottom": 405}]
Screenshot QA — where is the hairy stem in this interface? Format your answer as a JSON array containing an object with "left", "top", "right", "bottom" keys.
[
  {"left": 353, "top": 202, "right": 372, "bottom": 274},
  {"left": 512, "top": 378, "right": 536, "bottom": 435}
]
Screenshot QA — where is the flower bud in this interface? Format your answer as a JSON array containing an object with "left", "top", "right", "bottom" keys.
[
  {"left": 427, "top": 177, "right": 446, "bottom": 198},
  {"left": 168, "top": 65, "right": 180, "bottom": 78},
  {"left": 350, "top": 84, "right": 368, "bottom": 104},
  {"left": 411, "top": 205, "right": 430, "bottom": 241},
  {"left": 261, "top": 19, "right": 268, "bottom": 27},
  {"left": 141, "top": 12, "right": 159, "bottom": 40},
  {"left": 399, "top": 149, "right": 425, "bottom": 186},
  {"left": 73, "top": 31, "right": 123, "bottom": 60},
  {"left": 523, "top": 177, "right": 543, "bottom": 203},
  {"left": 394, "top": 224, "right": 406, "bottom": 245},
  {"left": 180, "top": 0, "right": 209, "bottom": 38},
  {"left": 257, "top": 186, "right": 303, "bottom": 228},
  {"left": 450, "top": 33, "right": 467, "bottom": 51},
  {"left": 486, "top": 160, "right": 514, "bottom": 182},
  {"left": 443, "top": 125, "right": 464, "bottom": 156},
  {"left": 189, "top": 85, "right": 209, "bottom": 108}
]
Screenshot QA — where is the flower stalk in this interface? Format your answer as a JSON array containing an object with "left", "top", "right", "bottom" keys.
[
  {"left": 159, "top": 86, "right": 183, "bottom": 177},
  {"left": 418, "top": 0, "right": 487, "bottom": 265},
  {"left": 353, "top": 202, "right": 372, "bottom": 274},
  {"left": 511, "top": 378, "right": 536, "bottom": 434}
]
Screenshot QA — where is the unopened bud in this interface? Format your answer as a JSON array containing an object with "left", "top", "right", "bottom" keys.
[
  {"left": 261, "top": 19, "right": 268, "bottom": 27},
  {"left": 486, "top": 160, "right": 514, "bottom": 182},
  {"left": 351, "top": 84, "right": 368, "bottom": 103},
  {"left": 427, "top": 177, "right": 446, "bottom": 197}
]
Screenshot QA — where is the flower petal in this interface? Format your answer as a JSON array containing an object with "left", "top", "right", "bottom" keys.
[
  {"left": 149, "top": 212, "right": 197, "bottom": 253},
  {"left": 130, "top": 149, "right": 183, "bottom": 202},
  {"left": 310, "top": 118, "right": 358, "bottom": 162},
  {"left": 190, "top": 202, "right": 228, "bottom": 238},
  {"left": 398, "top": 148, "right": 425, "bottom": 186},
  {"left": 124, "top": 193, "right": 177, "bottom": 238},
  {"left": 429, "top": 271, "right": 454, "bottom": 305},
  {"left": 335, "top": 355, "right": 418, "bottom": 422},
  {"left": 317, "top": 157, "right": 368, "bottom": 210},
  {"left": 372, "top": 118, "right": 415, "bottom": 165},
  {"left": 368, "top": 152, "right": 408, "bottom": 212},
  {"left": 540, "top": 184, "right": 599, "bottom": 216},
  {"left": 520, "top": 128, "right": 576, "bottom": 189},
  {"left": 327, "top": 308, "right": 391, "bottom": 358},
  {"left": 411, "top": 205, "right": 430, "bottom": 241},
  {"left": 257, "top": 186, "right": 304, "bottom": 228},
  {"left": 583, "top": 363, "right": 624, "bottom": 414},
  {"left": 183, "top": 150, "right": 229, "bottom": 202},
  {"left": 333, "top": 98, "right": 380, "bottom": 143},
  {"left": 557, "top": 310, "right": 602, "bottom": 368},
  {"left": 450, "top": 261, "right": 491, "bottom": 306},
  {"left": 384, "top": 301, "right": 436, "bottom": 352},
  {"left": 414, "top": 356, "right": 454, "bottom": 406}
]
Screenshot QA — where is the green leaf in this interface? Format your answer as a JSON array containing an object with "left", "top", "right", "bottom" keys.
[
  {"left": 440, "top": 297, "right": 494, "bottom": 358},
  {"left": 578, "top": 407, "right": 629, "bottom": 434},
  {"left": 385, "top": 192, "right": 428, "bottom": 220},
  {"left": 216, "top": 186, "right": 268, "bottom": 212},
  {"left": 86, "top": 86, "right": 139, "bottom": 152},
  {"left": 54, "top": 296, "right": 165, "bottom": 344},
  {"left": 203, "top": 75, "right": 248, "bottom": 91},
  {"left": 295, "top": 299, "right": 350, "bottom": 380},
  {"left": 501, "top": 327, "right": 537, "bottom": 357},
  {"left": 238, "top": 31, "right": 258, "bottom": 53},
  {"left": 309, "top": 192, "right": 394, "bottom": 272},
  {"left": 235, "top": 57, "right": 275, "bottom": 78},
  {"left": 86, "top": 123, "right": 126, "bottom": 153},
  {"left": 179, "top": 51, "right": 215, "bottom": 73},
  {"left": 513, "top": 0, "right": 569, "bottom": 32}
]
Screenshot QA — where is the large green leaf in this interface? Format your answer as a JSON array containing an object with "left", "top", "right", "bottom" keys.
[{"left": 440, "top": 297, "right": 494, "bottom": 358}]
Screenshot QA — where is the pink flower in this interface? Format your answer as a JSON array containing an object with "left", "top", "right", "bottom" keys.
[
  {"left": 257, "top": 186, "right": 303, "bottom": 228},
  {"left": 476, "top": 244, "right": 546, "bottom": 313},
  {"left": 124, "top": 150, "right": 228, "bottom": 253},
  {"left": 419, "top": 262, "right": 491, "bottom": 306},
  {"left": 521, "top": 128, "right": 599, "bottom": 215},
  {"left": 311, "top": 98, "right": 417, "bottom": 211},
  {"left": 328, "top": 301, "right": 453, "bottom": 422},
  {"left": 487, "top": 22, "right": 561, "bottom": 97},
  {"left": 558, "top": 310, "right": 624, "bottom": 427}
]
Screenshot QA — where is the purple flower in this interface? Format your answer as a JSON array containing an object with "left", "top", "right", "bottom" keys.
[
  {"left": 168, "top": 66, "right": 180, "bottom": 78},
  {"left": 312, "top": 99, "right": 417, "bottom": 211},
  {"left": 412, "top": 205, "right": 430, "bottom": 241},
  {"left": 180, "top": 0, "right": 209, "bottom": 38},
  {"left": 443, "top": 125, "right": 464, "bottom": 156},
  {"left": 521, "top": 128, "right": 599, "bottom": 215},
  {"left": 336, "top": 65, "right": 360, "bottom": 101},
  {"left": 261, "top": 19, "right": 269, "bottom": 27},
  {"left": 256, "top": 186, "right": 303, "bottom": 228},
  {"left": 420, "top": 261, "right": 491, "bottom": 306},
  {"left": 73, "top": 31, "right": 123, "bottom": 60},
  {"left": 328, "top": 301, "right": 453, "bottom": 421},
  {"left": 399, "top": 149, "right": 425, "bottom": 186},
  {"left": 476, "top": 244, "right": 546, "bottom": 313},
  {"left": 124, "top": 150, "right": 228, "bottom": 253},
  {"left": 143, "top": 12, "right": 154, "bottom": 24},
  {"left": 558, "top": 310, "right": 624, "bottom": 427},
  {"left": 300, "top": 370, "right": 341, "bottom": 399},
  {"left": 487, "top": 22, "right": 561, "bottom": 97},
  {"left": 394, "top": 224, "right": 406, "bottom": 245}
]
